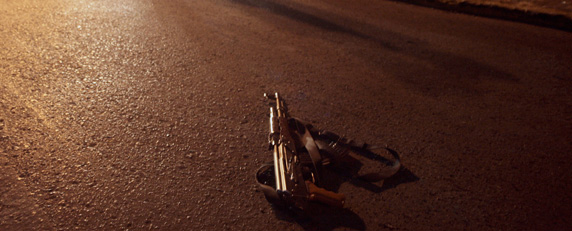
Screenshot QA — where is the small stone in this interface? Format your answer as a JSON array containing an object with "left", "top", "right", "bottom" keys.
[{"left": 185, "top": 151, "right": 196, "bottom": 159}]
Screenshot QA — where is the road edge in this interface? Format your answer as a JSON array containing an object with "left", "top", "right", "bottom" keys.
[{"left": 388, "top": 0, "right": 572, "bottom": 32}]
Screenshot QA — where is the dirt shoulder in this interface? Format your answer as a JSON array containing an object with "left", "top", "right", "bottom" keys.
[{"left": 392, "top": 0, "right": 572, "bottom": 31}]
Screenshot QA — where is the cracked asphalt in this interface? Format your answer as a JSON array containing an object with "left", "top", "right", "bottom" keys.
[{"left": 1, "top": 0, "right": 571, "bottom": 230}]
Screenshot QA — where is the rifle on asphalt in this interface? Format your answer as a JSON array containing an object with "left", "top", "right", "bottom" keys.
[{"left": 256, "top": 92, "right": 401, "bottom": 211}]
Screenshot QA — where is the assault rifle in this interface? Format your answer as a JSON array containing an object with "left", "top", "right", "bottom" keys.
[
  {"left": 256, "top": 92, "right": 401, "bottom": 211},
  {"left": 257, "top": 92, "right": 345, "bottom": 210}
]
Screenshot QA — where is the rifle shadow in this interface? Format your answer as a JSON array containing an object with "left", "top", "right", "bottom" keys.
[
  {"left": 272, "top": 203, "right": 366, "bottom": 231},
  {"left": 349, "top": 167, "right": 419, "bottom": 193}
]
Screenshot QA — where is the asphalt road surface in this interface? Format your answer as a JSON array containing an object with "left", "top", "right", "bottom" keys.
[{"left": 1, "top": 0, "right": 571, "bottom": 230}]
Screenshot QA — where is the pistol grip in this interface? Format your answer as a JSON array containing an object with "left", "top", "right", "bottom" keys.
[{"left": 306, "top": 181, "right": 346, "bottom": 208}]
